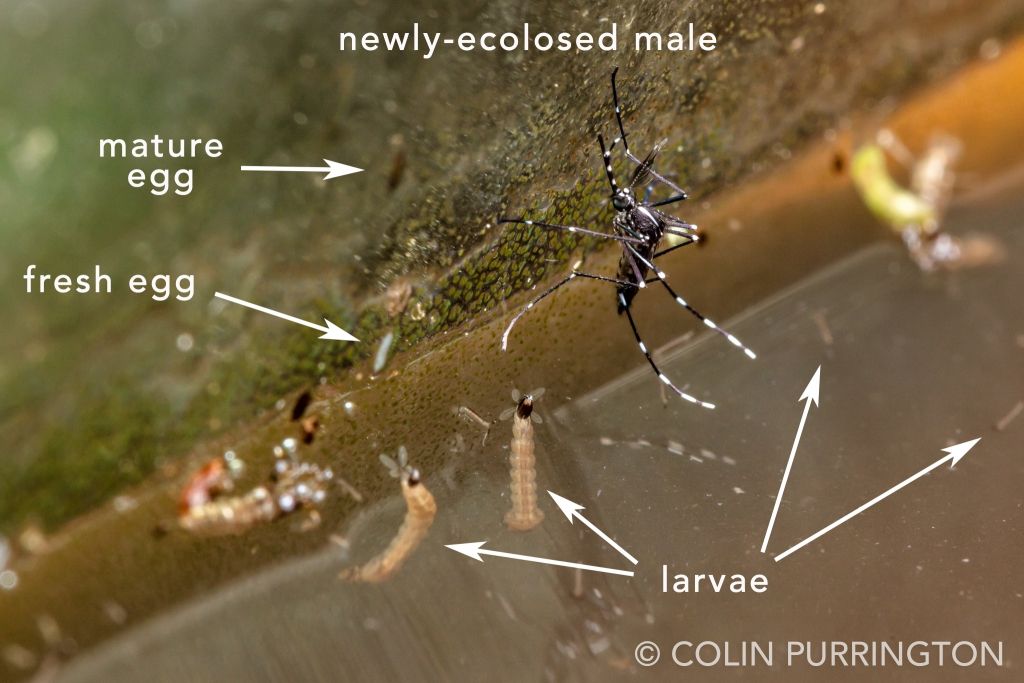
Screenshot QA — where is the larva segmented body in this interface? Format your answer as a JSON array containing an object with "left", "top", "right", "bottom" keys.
[
  {"left": 504, "top": 391, "right": 545, "bottom": 531},
  {"left": 343, "top": 448, "right": 436, "bottom": 583},
  {"left": 178, "top": 457, "right": 331, "bottom": 536},
  {"left": 178, "top": 485, "right": 277, "bottom": 534}
]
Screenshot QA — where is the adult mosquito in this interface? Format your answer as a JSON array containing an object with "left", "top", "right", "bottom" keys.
[{"left": 499, "top": 68, "right": 756, "bottom": 409}]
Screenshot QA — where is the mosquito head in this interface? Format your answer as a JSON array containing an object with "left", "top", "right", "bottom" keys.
[{"left": 611, "top": 188, "right": 635, "bottom": 211}]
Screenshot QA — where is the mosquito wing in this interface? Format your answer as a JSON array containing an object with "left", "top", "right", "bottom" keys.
[
  {"left": 499, "top": 406, "right": 516, "bottom": 421},
  {"left": 630, "top": 145, "right": 661, "bottom": 188}
]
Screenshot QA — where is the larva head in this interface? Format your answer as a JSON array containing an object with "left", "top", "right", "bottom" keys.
[
  {"left": 516, "top": 395, "right": 534, "bottom": 419},
  {"left": 515, "top": 387, "right": 544, "bottom": 420},
  {"left": 405, "top": 467, "right": 421, "bottom": 487}
]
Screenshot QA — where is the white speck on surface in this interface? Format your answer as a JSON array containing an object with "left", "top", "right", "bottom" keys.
[
  {"left": 175, "top": 333, "right": 194, "bottom": 352},
  {"left": 979, "top": 38, "right": 1002, "bottom": 60},
  {"left": 0, "top": 570, "right": 18, "bottom": 591}
]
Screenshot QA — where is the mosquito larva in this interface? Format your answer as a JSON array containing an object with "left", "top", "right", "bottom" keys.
[
  {"left": 178, "top": 441, "right": 332, "bottom": 536},
  {"left": 342, "top": 447, "right": 436, "bottom": 583},
  {"left": 503, "top": 388, "right": 545, "bottom": 531},
  {"left": 178, "top": 483, "right": 278, "bottom": 535},
  {"left": 852, "top": 132, "right": 1003, "bottom": 270},
  {"left": 178, "top": 456, "right": 235, "bottom": 516}
]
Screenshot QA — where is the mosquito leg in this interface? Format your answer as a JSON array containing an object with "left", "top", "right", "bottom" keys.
[
  {"left": 620, "top": 293, "right": 715, "bottom": 410},
  {"left": 608, "top": 67, "right": 690, "bottom": 198},
  {"left": 649, "top": 193, "right": 688, "bottom": 208},
  {"left": 597, "top": 134, "right": 621, "bottom": 194},
  {"left": 606, "top": 132, "right": 688, "bottom": 197},
  {"left": 628, "top": 246, "right": 757, "bottom": 360},
  {"left": 663, "top": 226, "right": 698, "bottom": 238},
  {"left": 659, "top": 213, "right": 699, "bottom": 238},
  {"left": 498, "top": 217, "right": 642, "bottom": 245},
  {"left": 622, "top": 245, "right": 648, "bottom": 290},
  {"left": 625, "top": 150, "right": 689, "bottom": 196},
  {"left": 653, "top": 237, "right": 699, "bottom": 259},
  {"left": 501, "top": 270, "right": 635, "bottom": 351}
]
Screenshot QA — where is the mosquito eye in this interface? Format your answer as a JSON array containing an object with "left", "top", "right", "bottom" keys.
[{"left": 612, "top": 195, "right": 628, "bottom": 210}]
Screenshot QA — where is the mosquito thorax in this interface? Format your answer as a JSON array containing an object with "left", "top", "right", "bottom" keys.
[{"left": 612, "top": 188, "right": 634, "bottom": 211}]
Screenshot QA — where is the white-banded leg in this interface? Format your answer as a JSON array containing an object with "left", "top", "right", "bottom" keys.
[
  {"left": 663, "top": 226, "right": 698, "bottom": 239},
  {"left": 498, "top": 217, "right": 643, "bottom": 245},
  {"left": 649, "top": 193, "right": 688, "bottom": 208},
  {"left": 628, "top": 245, "right": 757, "bottom": 360},
  {"left": 501, "top": 271, "right": 634, "bottom": 351},
  {"left": 620, "top": 292, "right": 715, "bottom": 410},
  {"left": 623, "top": 149, "right": 688, "bottom": 197},
  {"left": 653, "top": 236, "right": 699, "bottom": 258},
  {"left": 643, "top": 184, "right": 688, "bottom": 208},
  {"left": 622, "top": 245, "right": 648, "bottom": 291},
  {"left": 597, "top": 134, "right": 623, "bottom": 195}
]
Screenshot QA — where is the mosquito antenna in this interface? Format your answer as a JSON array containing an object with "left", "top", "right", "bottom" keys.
[{"left": 611, "top": 67, "right": 629, "bottom": 152}]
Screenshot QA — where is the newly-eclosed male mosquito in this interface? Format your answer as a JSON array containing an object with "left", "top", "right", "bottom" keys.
[{"left": 499, "top": 68, "right": 756, "bottom": 409}]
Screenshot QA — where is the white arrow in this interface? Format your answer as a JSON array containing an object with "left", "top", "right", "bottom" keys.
[
  {"left": 774, "top": 438, "right": 980, "bottom": 562},
  {"left": 213, "top": 291, "right": 358, "bottom": 341},
  {"left": 761, "top": 366, "right": 821, "bottom": 553},
  {"left": 548, "top": 491, "right": 638, "bottom": 565},
  {"left": 240, "top": 159, "right": 363, "bottom": 180},
  {"left": 446, "top": 542, "right": 634, "bottom": 577}
]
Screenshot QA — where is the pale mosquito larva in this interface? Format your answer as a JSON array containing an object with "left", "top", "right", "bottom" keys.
[
  {"left": 852, "top": 131, "right": 1003, "bottom": 270},
  {"left": 178, "top": 439, "right": 332, "bottom": 536},
  {"left": 501, "top": 388, "right": 545, "bottom": 531},
  {"left": 341, "top": 446, "right": 436, "bottom": 583}
]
